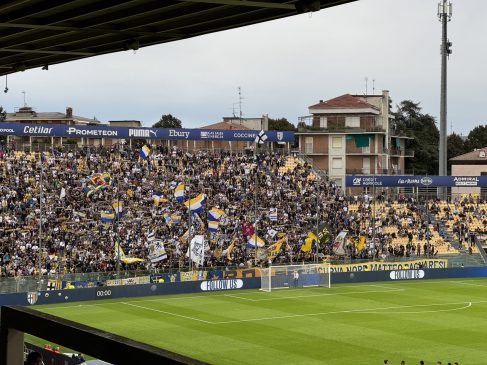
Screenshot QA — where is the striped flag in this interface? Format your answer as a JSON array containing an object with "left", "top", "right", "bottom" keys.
[
  {"left": 208, "top": 220, "right": 219, "bottom": 233},
  {"left": 112, "top": 201, "right": 123, "bottom": 218},
  {"left": 174, "top": 184, "right": 185, "bottom": 203},
  {"left": 269, "top": 208, "right": 278, "bottom": 222},
  {"left": 184, "top": 193, "right": 206, "bottom": 213},
  {"left": 140, "top": 145, "right": 150, "bottom": 159},
  {"left": 152, "top": 191, "right": 162, "bottom": 206},
  {"left": 208, "top": 207, "right": 225, "bottom": 221},
  {"left": 100, "top": 212, "right": 115, "bottom": 223}
]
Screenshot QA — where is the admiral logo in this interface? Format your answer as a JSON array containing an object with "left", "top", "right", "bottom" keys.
[
  {"left": 27, "top": 291, "right": 39, "bottom": 305},
  {"left": 129, "top": 129, "right": 157, "bottom": 138},
  {"left": 420, "top": 177, "right": 433, "bottom": 186},
  {"left": 23, "top": 126, "right": 53, "bottom": 135},
  {"left": 200, "top": 279, "right": 243, "bottom": 291},
  {"left": 67, "top": 127, "right": 118, "bottom": 137},
  {"left": 169, "top": 130, "right": 190, "bottom": 139},
  {"left": 0, "top": 128, "right": 14, "bottom": 133},
  {"left": 277, "top": 132, "right": 284, "bottom": 141},
  {"left": 389, "top": 270, "right": 425, "bottom": 280},
  {"left": 454, "top": 176, "right": 479, "bottom": 186}
]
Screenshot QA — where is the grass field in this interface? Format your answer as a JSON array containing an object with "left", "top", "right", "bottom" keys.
[{"left": 32, "top": 278, "right": 487, "bottom": 364}]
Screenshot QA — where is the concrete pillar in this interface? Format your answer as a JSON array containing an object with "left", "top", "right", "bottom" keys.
[{"left": 5, "top": 328, "right": 24, "bottom": 365}]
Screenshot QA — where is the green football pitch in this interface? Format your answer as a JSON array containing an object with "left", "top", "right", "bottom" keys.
[{"left": 32, "top": 278, "right": 487, "bottom": 364}]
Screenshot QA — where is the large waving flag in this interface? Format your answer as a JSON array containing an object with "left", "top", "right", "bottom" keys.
[
  {"left": 152, "top": 191, "right": 162, "bottom": 206},
  {"left": 333, "top": 231, "right": 347, "bottom": 256},
  {"left": 100, "top": 212, "right": 115, "bottom": 224},
  {"left": 208, "top": 220, "right": 219, "bottom": 233},
  {"left": 255, "top": 130, "right": 268, "bottom": 145},
  {"left": 247, "top": 234, "right": 265, "bottom": 248},
  {"left": 140, "top": 145, "right": 150, "bottom": 159},
  {"left": 114, "top": 241, "right": 144, "bottom": 264},
  {"left": 112, "top": 201, "right": 123, "bottom": 218},
  {"left": 268, "top": 236, "right": 286, "bottom": 260},
  {"left": 174, "top": 184, "right": 185, "bottom": 203},
  {"left": 148, "top": 240, "right": 167, "bottom": 263},
  {"left": 83, "top": 172, "right": 112, "bottom": 196},
  {"left": 184, "top": 193, "right": 206, "bottom": 213},
  {"left": 222, "top": 239, "right": 235, "bottom": 260},
  {"left": 208, "top": 207, "right": 225, "bottom": 221},
  {"left": 301, "top": 232, "right": 318, "bottom": 252}
]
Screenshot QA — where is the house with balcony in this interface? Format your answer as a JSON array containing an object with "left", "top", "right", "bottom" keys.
[{"left": 296, "top": 90, "right": 413, "bottom": 187}]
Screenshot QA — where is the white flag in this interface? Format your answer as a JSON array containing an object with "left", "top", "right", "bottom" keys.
[
  {"left": 60, "top": 187, "right": 66, "bottom": 199},
  {"left": 186, "top": 235, "right": 208, "bottom": 266},
  {"left": 148, "top": 240, "right": 167, "bottom": 263}
]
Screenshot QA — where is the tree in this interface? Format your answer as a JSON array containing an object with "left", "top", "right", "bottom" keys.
[
  {"left": 391, "top": 100, "right": 439, "bottom": 175},
  {"left": 466, "top": 125, "right": 487, "bottom": 151},
  {"left": 447, "top": 133, "right": 467, "bottom": 174},
  {"left": 0, "top": 106, "right": 6, "bottom": 122},
  {"left": 267, "top": 117, "right": 296, "bottom": 131},
  {"left": 152, "top": 114, "right": 182, "bottom": 128}
]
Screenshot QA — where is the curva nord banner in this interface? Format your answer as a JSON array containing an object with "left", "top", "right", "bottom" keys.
[
  {"left": 0, "top": 123, "right": 294, "bottom": 142},
  {"left": 346, "top": 175, "right": 487, "bottom": 187}
]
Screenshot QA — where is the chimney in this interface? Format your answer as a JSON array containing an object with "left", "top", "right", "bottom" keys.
[{"left": 66, "top": 107, "right": 73, "bottom": 118}]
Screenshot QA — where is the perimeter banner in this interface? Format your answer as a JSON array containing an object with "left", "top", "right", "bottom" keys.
[
  {"left": 346, "top": 175, "right": 487, "bottom": 187},
  {"left": 0, "top": 123, "right": 294, "bottom": 142},
  {"left": 329, "top": 259, "right": 448, "bottom": 273}
]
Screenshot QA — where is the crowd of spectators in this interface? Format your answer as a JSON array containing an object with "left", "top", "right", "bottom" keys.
[{"left": 0, "top": 144, "right": 485, "bottom": 278}]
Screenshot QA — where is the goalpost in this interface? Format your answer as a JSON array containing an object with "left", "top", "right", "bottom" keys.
[{"left": 260, "top": 263, "right": 331, "bottom": 292}]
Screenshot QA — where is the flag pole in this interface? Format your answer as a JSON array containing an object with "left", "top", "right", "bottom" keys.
[
  {"left": 187, "top": 175, "right": 192, "bottom": 271},
  {"left": 254, "top": 142, "right": 258, "bottom": 266},
  {"left": 115, "top": 176, "right": 121, "bottom": 280},
  {"left": 38, "top": 148, "right": 43, "bottom": 289}
]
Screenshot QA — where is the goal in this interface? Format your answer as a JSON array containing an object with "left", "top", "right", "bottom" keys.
[{"left": 260, "top": 263, "right": 331, "bottom": 292}]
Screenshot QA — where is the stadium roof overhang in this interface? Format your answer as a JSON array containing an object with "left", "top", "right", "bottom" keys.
[{"left": 0, "top": 0, "right": 357, "bottom": 77}]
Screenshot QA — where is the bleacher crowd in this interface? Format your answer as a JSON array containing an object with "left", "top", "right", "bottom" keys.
[{"left": 0, "top": 144, "right": 485, "bottom": 277}]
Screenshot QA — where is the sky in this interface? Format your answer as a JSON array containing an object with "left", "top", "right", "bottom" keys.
[{"left": 0, "top": 0, "right": 485, "bottom": 136}]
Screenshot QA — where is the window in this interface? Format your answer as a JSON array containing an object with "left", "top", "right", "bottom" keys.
[
  {"left": 305, "top": 137, "right": 313, "bottom": 154},
  {"left": 345, "top": 116, "right": 360, "bottom": 128},
  {"left": 319, "top": 116, "right": 327, "bottom": 128},
  {"left": 332, "top": 157, "right": 343, "bottom": 169},
  {"left": 332, "top": 136, "right": 342, "bottom": 148}
]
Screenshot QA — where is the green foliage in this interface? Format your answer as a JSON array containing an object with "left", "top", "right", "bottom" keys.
[
  {"left": 152, "top": 114, "right": 182, "bottom": 128},
  {"left": 447, "top": 133, "right": 467, "bottom": 173},
  {"left": 267, "top": 117, "right": 296, "bottom": 131},
  {"left": 391, "top": 100, "right": 439, "bottom": 174},
  {"left": 0, "top": 106, "right": 6, "bottom": 122},
  {"left": 466, "top": 125, "right": 487, "bottom": 151}
]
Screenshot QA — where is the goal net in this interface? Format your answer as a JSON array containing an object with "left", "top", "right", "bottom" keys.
[{"left": 260, "top": 263, "right": 331, "bottom": 292}]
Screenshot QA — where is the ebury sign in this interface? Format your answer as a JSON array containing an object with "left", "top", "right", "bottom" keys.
[
  {"left": 0, "top": 123, "right": 294, "bottom": 142},
  {"left": 329, "top": 259, "right": 448, "bottom": 273}
]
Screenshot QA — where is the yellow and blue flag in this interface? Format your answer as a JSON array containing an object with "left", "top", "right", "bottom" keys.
[
  {"left": 140, "top": 145, "right": 150, "bottom": 159},
  {"left": 100, "top": 212, "right": 115, "bottom": 224},
  {"left": 184, "top": 193, "right": 206, "bottom": 213},
  {"left": 301, "top": 232, "right": 317, "bottom": 252},
  {"left": 268, "top": 236, "right": 286, "bottom": 260},
  {"left": 112, "top": 201, "right": 123, "bottom": 218},
  {"left": 208, "top": 220, "right": 219, "bottom": 233},
  {"left": 152, "top": 191, "right": 162, "bottom": 206},
  {"left": 114, "top": 241, "right": 144, "bottom": 264},
  {"left": 175, "top": 184, "right": 185, "bottom": 203},
  {"left": 208, "top": 207, "right": 225, "bottom": 221}
]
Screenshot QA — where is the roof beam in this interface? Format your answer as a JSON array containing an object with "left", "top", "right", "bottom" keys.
[
  {"left": 0, "top": 48, "right": 95, "bottom": 56},
  {"left": 177, "top": 0, "right": 296, "bottom": 10}
]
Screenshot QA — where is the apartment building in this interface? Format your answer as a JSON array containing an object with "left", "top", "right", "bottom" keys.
[{"left": 296, "top": 90, "right": 413, "bottom": 187}]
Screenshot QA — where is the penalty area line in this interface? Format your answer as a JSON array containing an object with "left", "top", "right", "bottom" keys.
[
  {"left": 120, "top": 301, "right": 213, "bottom": 324},
  {"left": 213, "top": 301, "right": 477, "bottom": 325}
]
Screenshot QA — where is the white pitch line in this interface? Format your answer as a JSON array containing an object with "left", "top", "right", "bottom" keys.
[
  {"left": 237, "top": 288, "right": 404, "bottom": 302},
  {"left": 213, "top": 301, "right": 483, "bottom": 325},
  {"left": 449, "top": 280, "right": 487, "bottom": 288},
  {"left": 120, "top": 301, "right": 213, "bottom": 324},
  {"left": 224, "top": 294, "right": 257, "bottom": 301}
]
